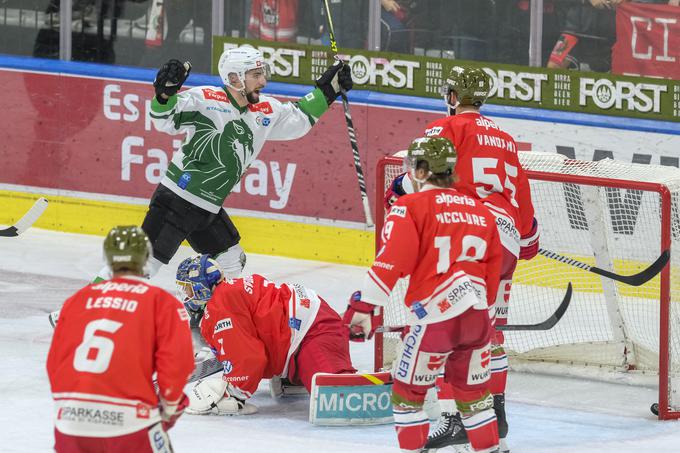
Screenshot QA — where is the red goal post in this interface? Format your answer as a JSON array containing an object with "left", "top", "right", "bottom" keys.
[{"left": 374, "top": 151, "right": 680, "bottom": 420}]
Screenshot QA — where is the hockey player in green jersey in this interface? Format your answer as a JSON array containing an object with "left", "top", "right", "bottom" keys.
[
  {"left": 122, "top": 46, "right": 350, "bottom": 280},
  {"left": 46, "top": 46, "right": 352, "bottom": 328}
]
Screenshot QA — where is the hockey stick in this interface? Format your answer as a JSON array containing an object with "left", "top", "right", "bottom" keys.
[
  {"left": 153, "top": 357, "right": 223, "bottom": 393},
  {"left": 539, "top": 248, "right": 669, "bottom": 287},
  {"left": 322, "top": 0, "right": 374, "bottom": 227},
  {"left": 374, "top": 282, "right": 573, "bottom": 333},
  {"left": 0, "top": 197, "right": 48, "bottom": 237}
]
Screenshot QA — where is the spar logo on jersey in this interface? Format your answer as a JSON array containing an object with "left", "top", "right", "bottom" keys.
[
  {"left": 58, "top": 406, "right": 125, "bottom": 426},
  {"left": 202, "top": 88, "right": 229, "bottom": 102},
  {"left": 300, "top": 298, "right": 310, "bottom": 308},
  {"left": 214, "top": 317, "right": 233, "bottom": 333}
]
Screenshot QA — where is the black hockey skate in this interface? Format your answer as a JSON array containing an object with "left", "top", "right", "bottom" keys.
[
  {"left": 494, "top": 394, "right": 510, "bottom": 453},
  {"left": 423, "top": 412, "right": 468, "bottom": 451}
]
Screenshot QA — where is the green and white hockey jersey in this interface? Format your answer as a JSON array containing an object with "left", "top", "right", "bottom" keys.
[{"left": 149, "top": 85, "right": 329, "bottom": 213}]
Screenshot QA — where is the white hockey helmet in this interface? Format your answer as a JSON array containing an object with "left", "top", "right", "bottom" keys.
[{"left": 218, "top": 45, "right": 271, "bottom": 92}]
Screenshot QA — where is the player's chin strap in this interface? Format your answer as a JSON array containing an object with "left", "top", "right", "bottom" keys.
[
  {"left": 410, "top": 169, "right": 431, "bottom": 187},
  {"left": 225, "top": 78, "right": 247, "bottom": 99},
  {"left": 445, "top": 97, "right": 459, "bottom": 116}
]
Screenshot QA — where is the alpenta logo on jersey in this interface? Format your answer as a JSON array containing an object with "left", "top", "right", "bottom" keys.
[
  {"left": 435, "top": 193, "right": 475, "bottom": 207},
  {"left": 579, "top": 77, "right": 667, "bottom": 113}
]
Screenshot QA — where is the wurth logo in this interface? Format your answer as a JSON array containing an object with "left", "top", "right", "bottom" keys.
[
  {"left": 480, "top": 350, "right": 491, "bottom": 369},
  {"left": 427, "top": 355, "right": 447, "bottom": 371}
]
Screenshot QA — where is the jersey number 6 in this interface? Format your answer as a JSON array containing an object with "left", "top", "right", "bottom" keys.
[{"left": 73, "top": 319, "right": 123, "bottom": 374}]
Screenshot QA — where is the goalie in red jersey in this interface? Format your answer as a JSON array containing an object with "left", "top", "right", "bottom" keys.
[
  {"left": 346, "top": 137, "right": 502, "bottom": 453},
  {"left": 174, "top": 255, "right": 356, "bottom": 416},
  {"left": 383, "top": 66, "right": 539, "bottom": 452}
]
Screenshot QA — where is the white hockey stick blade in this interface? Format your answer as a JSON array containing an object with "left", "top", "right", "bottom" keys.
[{"left": 0, "top": 197, "right": 48, "bottom": 237}]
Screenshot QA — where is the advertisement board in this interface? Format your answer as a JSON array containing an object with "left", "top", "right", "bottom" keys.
[
  {"left": 213, "top": 36, "right": 680, "bottom": 123},
  {"left": 2, "top": 65, "right": 680, "bottom": 227},
  {"left": 612, "top": 2, "right": 680, "bottom": 80}
]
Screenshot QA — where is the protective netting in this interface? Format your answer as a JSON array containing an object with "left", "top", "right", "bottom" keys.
[{"left": 376, "top": 152, "right": 680, "bottom": 417}]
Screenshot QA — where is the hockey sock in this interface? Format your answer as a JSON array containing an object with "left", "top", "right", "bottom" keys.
[
  {"left": 456, "top": 392, "right": 498, "bottom": 452},
  {"left": 392, "top": 380, "right": 429, "bottom": 452},
  {"left": 489, "top": 344, "right": 508, "bottom": 395}
]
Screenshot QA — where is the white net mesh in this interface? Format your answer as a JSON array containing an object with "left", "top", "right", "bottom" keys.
[{"left": 376, "top": 152, "right": 680, "bottom": 416}]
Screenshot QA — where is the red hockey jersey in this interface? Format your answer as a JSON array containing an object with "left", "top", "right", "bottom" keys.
[
  {"left": 46, "top": 276, "right": 194, "bottom": 437},
  {"left": 199, "top": 274, "right": 321, "bottom": 397},
  {"left": 248, "top": 0, "right": 299, "bottom": 42},
  {"left": 424, "top": 111, "right": 535, "bottom": 252},
  {"left": 363, "top": 186, "right": 502, "bottom": 325}
]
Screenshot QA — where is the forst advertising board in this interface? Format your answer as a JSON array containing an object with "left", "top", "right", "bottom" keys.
[{"left": 213, "top": 36, "right": 680, "bottom": 123}]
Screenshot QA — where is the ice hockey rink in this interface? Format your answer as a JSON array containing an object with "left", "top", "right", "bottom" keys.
[{"left": 2, "top": 229, "right": 679, "bottom": 453}]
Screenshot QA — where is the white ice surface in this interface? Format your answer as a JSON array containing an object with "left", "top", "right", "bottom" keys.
[{"left": 1, "top": 229, "right": 679, "bottom": 452}]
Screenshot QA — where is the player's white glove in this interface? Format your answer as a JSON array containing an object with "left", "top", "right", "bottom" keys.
[
  {"left": 186, "top": 378, "right": 258, "bottom": 416},
  {"left": 342, "top": 291, "right": 377, "bottom": 342}
]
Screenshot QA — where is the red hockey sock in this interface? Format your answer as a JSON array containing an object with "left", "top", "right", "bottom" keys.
[
  {"left": 461, "top": 409, "right": 499, "bottom": 452},
  {"left": 393, "top": 406, "right": 429, "bottom": 452}
]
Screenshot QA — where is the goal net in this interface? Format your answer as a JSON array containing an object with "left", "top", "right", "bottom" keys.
[{"left": 374, "top": 151, "right": 680, "bottom": 420}]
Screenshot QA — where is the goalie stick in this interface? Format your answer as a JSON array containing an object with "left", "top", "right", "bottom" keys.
[
  {"left": 0, "top": 197, "right": 48, "bottom": 237},
  {"left": 153, "top": 357, "right": 223, "bottom": 393},
  {"left": 322, "top": 0, "right": 374, "bottom": 227},
  {"left": 373, "top": 282, "right": 573, "bottom": 334},
  {"left": 539, "top": 248, "right": 669, "bottom": 287}
]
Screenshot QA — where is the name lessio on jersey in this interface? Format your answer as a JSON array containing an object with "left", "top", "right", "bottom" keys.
[{"left": 85, "top": 296, "right": 138, "bottom": 312}]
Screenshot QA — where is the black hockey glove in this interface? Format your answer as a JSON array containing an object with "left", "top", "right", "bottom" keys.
[
  {"left": 153, "top": 59, "right": 192, "bottom": 104},
  {"left": 316, "top": 60, "right": 353, "bottom": 106}
]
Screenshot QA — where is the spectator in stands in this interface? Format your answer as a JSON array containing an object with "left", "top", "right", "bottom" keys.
[
  {"left": 248, "top": 0, "right": 300, "bottom": 42},
  {"left": 547, "top": 0, "right": 624, "bottom": 72},
  {"left": 319, "top": 0, "right": 368, "bottom": 50},
  {"left": 380, "top": 0, "right": 409, "bottom": 53}
]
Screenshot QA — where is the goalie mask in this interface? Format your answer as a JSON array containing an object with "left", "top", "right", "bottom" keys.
[
  {"left": 218, "top": 46, "right": 271, "bottom": 99},
  {"left": 103, "top": 226, "right": 152, "bottom": 275},
  {"left": 176, "top": 255, "right": 224, "bottom": 315},
  {"left": 440, "top": 66, "right": 491, "bottom": 115},
  {"left": 404, "top": 137, "right": 457, "bottom": 185}
]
